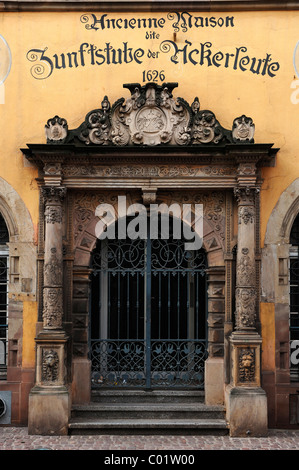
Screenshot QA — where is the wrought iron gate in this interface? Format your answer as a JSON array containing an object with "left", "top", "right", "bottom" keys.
[{"left": 89, "top": 220, "right": 207, "bottom": 389}]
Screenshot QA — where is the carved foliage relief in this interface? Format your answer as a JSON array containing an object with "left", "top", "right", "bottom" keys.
[
  {"left": 238, "top": 206, "right": 254, "bottom": 225},
  {"left": 43, "top": 287, "right": 63, "bottom": 328},
  {"left": 45, "top": 205, "right": 63, "bottom": 224},
  {"left": 41, "top": 186, "right": 66, "bottom": 202},
  {"left": 62, "top": 164, "right": 237, "bottom": 178},
  {"left": 44, "top": 247, "right": 63, "bottom": 286}
]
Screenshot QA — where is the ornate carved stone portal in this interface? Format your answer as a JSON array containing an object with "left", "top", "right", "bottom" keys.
[{"left": 21, "top": 82, "right": 279, "bottom": 437}]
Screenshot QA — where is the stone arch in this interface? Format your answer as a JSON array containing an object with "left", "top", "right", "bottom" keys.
[
  {"left": 0, "top": 177, "right": 35, "bottom": 243},
  {"left": 0, "top": 198, "right": 17, "bottom": 241},
  {"left": 73, "top": 191, "right": 225, "bottom": 269},
  {"left": 264, "top": 178, "right": 299, "bottom": 246},
  {"left": 262, "top": 178, "right": 299, "bottom": 303},
  {"left": 0, "top": 177, "right": 36, "bottom": 296},
  {"left": 0, "top": 177, "right": 36, "bottom": 383},
  {"left": 279, "top": 195, "right": 299, "bottom": 243}
]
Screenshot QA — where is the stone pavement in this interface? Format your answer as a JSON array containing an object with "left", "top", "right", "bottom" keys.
[{"left": 1, "top": 427, "right": 299, "bottom": 451}]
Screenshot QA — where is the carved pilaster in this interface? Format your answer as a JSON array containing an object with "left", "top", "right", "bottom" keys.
[
  {"left": 226, "top": 184, "right": 267, "bottom": 438},
  {"left": 29, "top": 186, "right": 70, "bottom": 435},
  {"left": 229, "top": 185, "right": 263, "bottom": 386},
  {"left": 41, "top": 186, "right": 66, "bottom": 330},
  {"left": 33, "top": 185, "right": 68, "bottom": 388},
  {"left": 230, "top": 185, "right": 263, "bottom": 379},
  {"left": 234, "top": 186, "right": 259, "bottom": 332}
]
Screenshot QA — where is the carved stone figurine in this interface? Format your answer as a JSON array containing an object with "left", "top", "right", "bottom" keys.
[
  {"left": 42, "top": 349, "right": 59, "bottom": 383},
  {"left": 239, "top": 348, "right": 255, "bottom": 382}
]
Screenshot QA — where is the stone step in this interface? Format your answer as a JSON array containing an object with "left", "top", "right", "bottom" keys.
[
  {"left": 68, "top": 418, "right": 228, "bottom": 435},
  {"left": 69, "top": 390, "right": 227, "bottom": 435},
  {"left": 91, "top": 389, "right": 205, "bottom": 404},
  {"left": 71, "top": 402, "right": 225, "bottom": 420}
]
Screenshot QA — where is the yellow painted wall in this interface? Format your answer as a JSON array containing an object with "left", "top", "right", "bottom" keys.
[
  {"left": 22, "top": 301, "right": 38, "bottom": 368},
  {"left": 260, "top": 302, "right": 276, "bottom": 371},
  {"left": 0, "top": 10, "right": 298, "bottom": 369},
  {"left": 0, "top": 11, "right": 298, "bottom": 242}
]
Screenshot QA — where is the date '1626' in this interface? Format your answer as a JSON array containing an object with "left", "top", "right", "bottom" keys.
[{"left": 142, "top": 70, "right": 165, "bottom": 82}]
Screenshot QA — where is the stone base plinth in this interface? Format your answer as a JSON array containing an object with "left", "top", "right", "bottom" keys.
[
  {"left": 205, "top": 357, "right": 224, "bottom": 405},
  {"left": 225, "top": 384, "right": 268, "bottom": 437},
  {"left": 28, "top": 386, "right": 70, "bottom": 435}
]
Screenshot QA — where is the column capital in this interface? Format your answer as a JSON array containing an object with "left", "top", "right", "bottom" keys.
[
  {"left": 41, "top": 186, "right": 67, "bottom": 205},
  {"left": 234, "top": 186, "right": 260, "bottom": 204}
]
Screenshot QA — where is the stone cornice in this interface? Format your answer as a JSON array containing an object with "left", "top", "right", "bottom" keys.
[
  {"left": 21, "top": 142, "right": 278, "bottom": 169},
  {"left": 1, "top": 0, "right": 299, "bottom": 11},
  {"left": 21, "top": 143, "right": 278, "bottom": 190}
]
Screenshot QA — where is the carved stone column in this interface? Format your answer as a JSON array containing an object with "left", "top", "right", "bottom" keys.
[
  {"left": 226, "top": 183, "right": 267, "bottom": 437},
  {"left": 234, "top": 186, "right": 258, "bottom": 332},
  {"left": 42, "top": 186, "right": 66, "bottom": 330},
  {"left": 28, "top": 186, "right": 70, "bottom": 436}
]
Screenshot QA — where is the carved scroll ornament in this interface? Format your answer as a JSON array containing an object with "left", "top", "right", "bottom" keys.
[{"left": 44, "top": 82, "right": 255, "bottom": 147}]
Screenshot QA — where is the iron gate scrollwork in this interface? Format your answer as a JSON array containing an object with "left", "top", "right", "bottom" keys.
[{"left": 89, "top": 221, "right": 208, "bottom": 389}]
